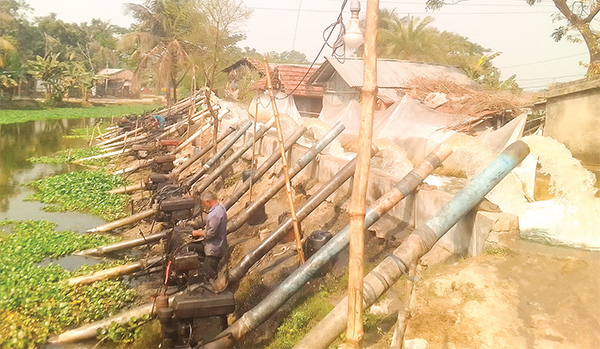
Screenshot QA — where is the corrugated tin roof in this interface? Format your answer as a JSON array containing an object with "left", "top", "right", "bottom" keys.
[
  {"left": 96, "top": 68, "right": 125, "bottom": 77},
  {"left": 308, "top": 57, "right": 477, "bottom": 89}
]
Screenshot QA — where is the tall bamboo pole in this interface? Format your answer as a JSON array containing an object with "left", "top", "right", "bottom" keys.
[
  {"left": 347, "top": 1, "right": 379, "bottom": 347},
  {"left": 263, "top": 58, "right": 305, "bottom": 264}
]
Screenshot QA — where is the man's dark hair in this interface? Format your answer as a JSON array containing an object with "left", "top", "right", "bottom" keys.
[{"left": 200, "top": 190, "right": 217, "bottom": 202}]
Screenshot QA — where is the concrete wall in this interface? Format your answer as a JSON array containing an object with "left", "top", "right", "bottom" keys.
[
  {"left": 251, "top": 132, "right": 519, "bottom": 259},
  {"left": 545, "top": 79, "right": 600, "bottom": 166}
]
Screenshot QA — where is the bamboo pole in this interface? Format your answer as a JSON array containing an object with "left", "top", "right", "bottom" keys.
[
  {"left": 347, "top": 1, "right": 379, "bottom": 347},
  {"left": 201, "top": 144, "right": 452, "bottom": 349},
  {"left": 293, "top": 141, "right": 528, "bottom": 349},
  {"left": 263, "top": 58, "right": 305, "bottom": 264}
]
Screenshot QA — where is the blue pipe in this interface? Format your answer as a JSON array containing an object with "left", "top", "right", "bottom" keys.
[
  {"left": 293, "top": 140, "right": 530, "bottom": 349},
  {"left": 201, "top": 143, "right": 454, "bottom": 348}
]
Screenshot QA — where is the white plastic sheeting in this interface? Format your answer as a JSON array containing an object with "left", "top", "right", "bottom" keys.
[
  {"left": 317, "top": 94, "right": 527, "bottom": 164},
  {"left": 248, "top": 92, "right": 303, "bottom": 125}
]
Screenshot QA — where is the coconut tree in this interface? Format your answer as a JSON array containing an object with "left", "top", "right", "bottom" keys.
[
  {"left": 121, "top": 0, "right": 199, "bottom": 104},
  {"left": 377, "top": 10, "right": 439, "bottom": 61}
]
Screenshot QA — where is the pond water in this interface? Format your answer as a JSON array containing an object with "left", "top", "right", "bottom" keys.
[{"left": 0, "top": 118, "right": 107, "bottom": 232}]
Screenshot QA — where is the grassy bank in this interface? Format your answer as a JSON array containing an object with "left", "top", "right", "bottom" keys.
[{"left": 0, "top": 104, "right": 162, "bottom": 125}]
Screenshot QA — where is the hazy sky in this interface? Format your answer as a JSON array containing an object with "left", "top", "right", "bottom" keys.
[{"left": 23, "top": 0, "right": 590, "bottom": 91}]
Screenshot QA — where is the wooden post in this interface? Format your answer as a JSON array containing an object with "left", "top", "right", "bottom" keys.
[
  {"left": 346, "top": 0, "right": 379, "bottom": 348},
  {"left": 390, "top": 263, "right": 417, "bottom": 349},
  {"left": 262, "top": 58, "right": 305, "bottom": 264}
]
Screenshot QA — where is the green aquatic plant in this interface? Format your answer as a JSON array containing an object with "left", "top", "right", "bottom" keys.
[
  {"left": 0, "top": 104, "right": 161, "bottom": 125},
  {"left": 28, "top": 146, "right": 106, "bottom": 166},
  {"left": 96, "top": 314, "right": 151, "bottom": 344},
  {"left": 0, "top": 220, "right": 135, "bottom": 349},
  {"left": 25, "top": 170, "right": 130, "bottom": 221}
]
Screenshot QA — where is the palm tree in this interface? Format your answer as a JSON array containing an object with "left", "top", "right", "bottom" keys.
[
  {"left": 377, "top": 10, "right": 439, "bottom": 61},
  {"left": 121, "top": 0, "right": 199, "bottom": 104}
]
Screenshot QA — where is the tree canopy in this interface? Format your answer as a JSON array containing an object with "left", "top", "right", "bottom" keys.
[
  {"left": 426, "top": 0, "right": 600, "bottom": 75},
  {"left": 374, "top": 9, "right": 518, "bottom": 89}
]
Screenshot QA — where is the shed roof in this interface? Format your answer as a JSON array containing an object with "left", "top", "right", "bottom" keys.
[
  {"left": 96, "top": 68, "right": 134, "bottom": 80},
  {"left": 307, "top": 57, "right": 477, "bottom": 89},
  {"left": 253, "top": 64, "right": 324, "bottom": 98},
  {"left": 221, "top": 57, "right": 273, "bottom": 76}
]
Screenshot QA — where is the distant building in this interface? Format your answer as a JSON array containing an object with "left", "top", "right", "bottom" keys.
[
  {"left": 222, "top": 58, "right": 324, "bottom": 118},
  {"left": 544, "top": 77, "right": 600, "bottom": 167},
  {"left": 95, "top": 68, "right": 140, "bottom": 98},
  {"left": 307, "top": 57, "right": 477, "bottom": 109}
]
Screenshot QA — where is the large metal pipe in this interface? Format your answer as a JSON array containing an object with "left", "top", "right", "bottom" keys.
[
  {"left": 74, "top": 232, "right": 168, "bottom": 256},
  {"left": 171, "top": 108, "right": 221, "bottom": 154},
  {"left": 293, "top": 140, "right": 530, "bottom": 349},
  {"left": 183, "top": 120, "right": 253, "bottom": 189},
  {"left": 201, "top": 143, "right": 453, "bottom": 349},
  {"left": 192, "top": 118, "right": 277, "bottom": 195},
  {"left": 88, "top": 122, "right": 251, "bottom": 234},
  {"left": 67, "top": 255, "right": 163, "bottom": 286},
  {"left": 86, "top": 206, "right": 159, "bottom": 234},
  {"left": 49, "top": 303, "right": 155, "bottom": 343},
  {"left": 226, "top": 121, "right": 346, "bottom": 233},
  {"left": 74, "top": 148, "right": 132, "bottom": 164},
  {"left": 223, "top": 125, "right": 307, "bottom": 209},
  {"left": 228, "top": 150, "right": 373, "bottom": 285},
  {"left": 101, "top": 132, "right": 150, "bottom": 152},
  {"left": 170, "top": 125, "right": 236, "bottom": 179}
]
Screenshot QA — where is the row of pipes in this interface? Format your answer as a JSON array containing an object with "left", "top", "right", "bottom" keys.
[{"left": 48, "top": 82, "right": 530, "bottom": 348}]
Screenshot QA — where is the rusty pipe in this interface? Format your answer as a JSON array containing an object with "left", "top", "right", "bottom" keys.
[
  {"left": 201, "top": 143, "right": 453, "bottom": 349},
  {"left": 222, "top": 125, "right": 307, "bottom": 209},
  {"left": 293, "top": 141, "right": 529, "bottom": 349},
  {"left": 183, "top": 120, "right": 253, "bottom": 189},
  {"left": 226, "top": 121, "right": 345, "bottom": 233}
]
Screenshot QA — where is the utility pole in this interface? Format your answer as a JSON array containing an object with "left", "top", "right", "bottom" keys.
[{"left": 346, "top": 0, "right": 379, "bottom": 348}]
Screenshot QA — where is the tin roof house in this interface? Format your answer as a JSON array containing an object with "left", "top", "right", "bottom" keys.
[
  {"left": 95, "top": 68, "right": 140, "bottom": 98},
  {"left": 222, "top": 58, "right": 324, "bottom": 119}
]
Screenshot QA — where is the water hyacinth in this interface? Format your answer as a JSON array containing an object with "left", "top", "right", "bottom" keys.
[
  {"left": 28, "top": 146, "right": 105, "bottom": 166},
  {"left": 0, "top": 220, "right": 135, "bottom": 349},
  {"left": 25, "top": 170, "right": 130, "bottom": 221}
]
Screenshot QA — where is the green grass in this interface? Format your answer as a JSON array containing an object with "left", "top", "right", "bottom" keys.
[
  {"left": 25, "top": 170, "right": 130, "bottom": 221},
  {"left": 0, "top": 104, "right": 162, "bottom": 125},
  {"left": 0, "top": 220, "right": 135, "bottom": 349},
  {"left": 266, "top": 272, "right": 349, "bottom": 349}
]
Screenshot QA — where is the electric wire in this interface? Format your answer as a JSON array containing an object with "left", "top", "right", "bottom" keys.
[{"left": 274, "top": 0, "right": 349, "bottom": 100}]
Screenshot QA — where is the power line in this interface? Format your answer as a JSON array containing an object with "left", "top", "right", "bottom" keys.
[
  {"left": 379, "top": 1, "right": 555, "bottom": 7},
  {"left": 500, "top": 53, "right": 588, "bottom": 69},
  {"left": 517, "top": 73, "right": 584, "bottom": 81},
  {"left": 249, "top": 6, "right": 556, "bottom": 15}
]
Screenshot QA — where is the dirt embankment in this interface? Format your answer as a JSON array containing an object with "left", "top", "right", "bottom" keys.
[{"left": 363, "top": 241, "right": 600, "bottom": 349}]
